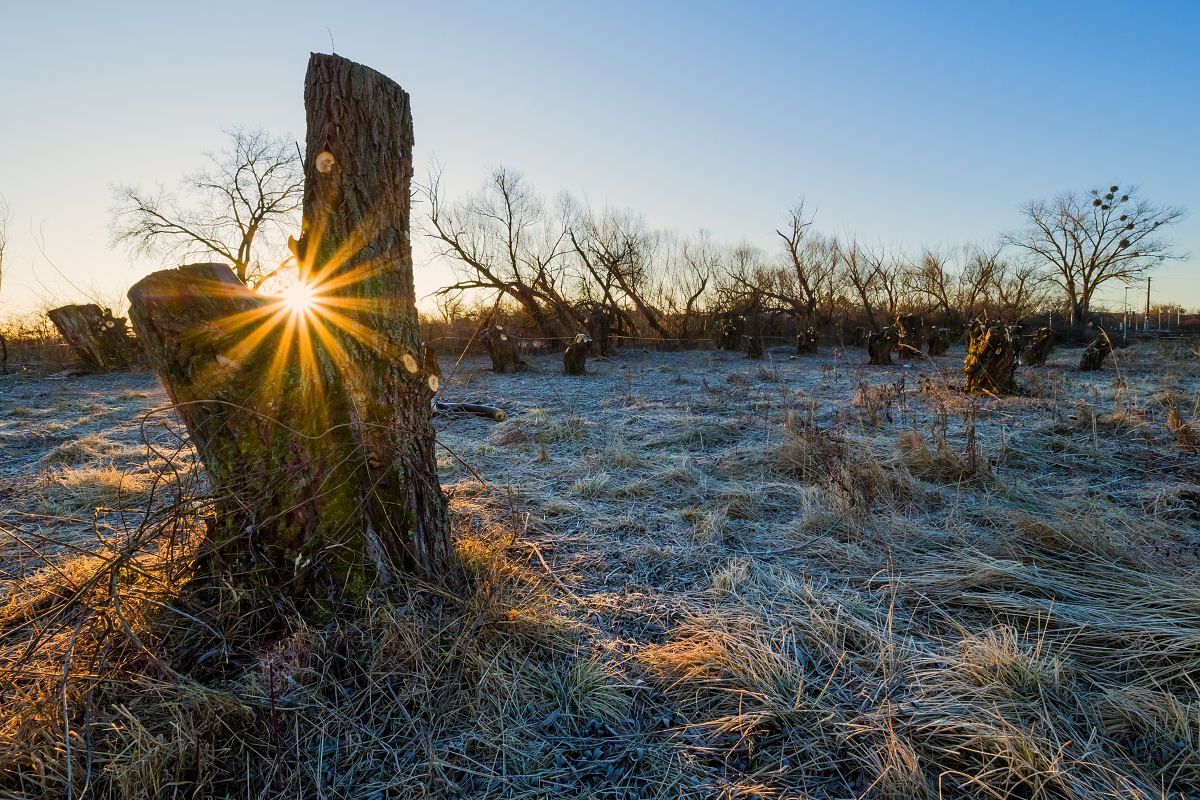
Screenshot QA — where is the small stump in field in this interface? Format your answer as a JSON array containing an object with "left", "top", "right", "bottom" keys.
[
  {"left": 482, "top": 325, "right": 525, "bottom": 373},
  {"left": 718, "top": 314, "right": 745, "bottom": 350},
  {"left": 746, "top": 336, "right": 764, "bottom": 359},
  {"left": 1021, "top": 327, "right": 1059, "bottom": 365},
  {"left": 796, "top": 328, "right": 818, "bottom": 354},
  {"left": 1079, "top": 337, "right": 1112, "bottom": 371},
  {"left": 963, "top": 321, "right": 1016, "bottom": 394},
  {"left": 851, "top": 326, "right": 869, "bottom": 348},
  {"left": 927, "top": 327, "right": 951, "bottom": 356},
  {"left": 563, "top": 333, "right": 593, "bottom": 375},
  {"left": 586, "top": 304, "right": 616, "bottom": 356},
  {"left": 46, "top": 304, "right": 138, "bottom": 370},
  {"left": 896, "top": 313, "right": 924, "bottom": 350},
  {"left": 867, "top": 327, "right": 900, "bottom": 365}
]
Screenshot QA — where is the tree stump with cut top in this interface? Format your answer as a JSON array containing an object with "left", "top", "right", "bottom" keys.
[
  {"left": 963, "top": 321, "right": 1017, "bottom": 394},
  {"left": 46, "top": 303, "right": 138, "bottom": 370},
  {"left": 867, "top": 327, "right": 900, "bottom": 365},
  {"left": 564, "top": 333, "right": 593, "bottom": 375},
  {"left": 127, "top": 54, "right": 451, "bottom": 604}
]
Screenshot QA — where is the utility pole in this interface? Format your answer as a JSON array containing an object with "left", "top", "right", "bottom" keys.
[{"left": 1145, "top": 277, "right": 1151, "bottom": 331}]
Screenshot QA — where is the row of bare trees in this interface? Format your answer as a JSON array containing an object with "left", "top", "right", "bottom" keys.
[
  {"left": 422, "top": 169, "right": 1061, "bottom": 342},
  {"left": 103, "top": 128, "right": 1185, "bottom": 342}
]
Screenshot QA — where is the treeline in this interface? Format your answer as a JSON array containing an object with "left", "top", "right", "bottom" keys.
[{"left": 421, "top": 167, "right": 1054, "bottom": 347}]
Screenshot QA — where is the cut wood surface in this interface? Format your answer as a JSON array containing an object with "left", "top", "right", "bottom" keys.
[{"left": 46, "top": 303, "right": 137, "bottom": 370}]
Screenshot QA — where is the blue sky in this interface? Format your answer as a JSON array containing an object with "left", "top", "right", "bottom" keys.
[{"left": 1, "top": 0, "right": 1197, "bottom": 314}]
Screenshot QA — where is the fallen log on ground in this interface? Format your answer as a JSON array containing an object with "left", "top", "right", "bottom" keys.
[
  {"left": 434, "top": 401, "right": 506, "bottom": 421},
  {"left": 46, "top": 303, "right": 137, "bottom": 370}
]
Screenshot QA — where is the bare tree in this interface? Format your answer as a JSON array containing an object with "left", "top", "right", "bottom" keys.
[
  {"left": 1003, "top": 184, "right": 1185, "bottom": 325},
  {"left": 109, "top": 126, "right": 303, "bottom": 288},
  {"left": 423, "top": 165, "right": 579, "bottom": 338}
]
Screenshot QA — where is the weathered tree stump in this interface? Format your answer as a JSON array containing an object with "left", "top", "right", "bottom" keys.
[
  {"left": 482, "top": 325, "right": 525, "bottom": 373},
  {"left": 746, "top": 336, "right": 764, "bottom": 359},
  {"left": 127, "top": 55, "right": 451, "bottom": 602},
  {"left": 46, "top": 304, "right": 138, "bottom": 370},
  {"left": 866, "top": 327, "right": 900, "bottom": 365},
  {"left": 563, "top": 333, "right": 593, "bottom": 375},
  {"left": 896, "top": 314, "right": 924, "bottom": 350},
  {"left": 586, "top": 304, "right": 616, "bottom": 356},
  {"left": 0, "top": 333, "right": 7, "bottom": 374},
  {"left": 796, "top": 327, "right": 818, "bottom": 354},
  {"left": 963, "top": 321, "right": 1016, "bottom": 394},
  {"left": 1079, "top": 337, "right": 1112, "bottom": 371},
  {"left": 717, "top": 314, "right": 745, "bottom": 350},
  {"left": 851, "top": 326, "right": 869, "bottom": 348},
  {"left": 1021, "top": 327, "right": 1059, "bottom": 365},
  {"left": 927, "top": 328, "right": 951, "bottom": 356}
]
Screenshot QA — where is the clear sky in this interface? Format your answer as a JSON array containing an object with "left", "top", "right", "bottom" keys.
[{"left": 1, "top": 0, "right": 1197, "bottom": 315}]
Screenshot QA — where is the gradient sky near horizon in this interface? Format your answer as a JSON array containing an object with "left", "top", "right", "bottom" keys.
[{"left": 1, "top": 0, "right": 1197, "bottom": 315}]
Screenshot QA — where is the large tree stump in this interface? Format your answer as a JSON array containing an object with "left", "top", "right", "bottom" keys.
[
  {"left": 1021, "top": 327, "right": 1058, "bottom": 365},
  {"left": 46, "top": 304, "right": 137, "bottom": 370},
  {"left": 963, "top": 321, "right": 1016, "bottom": 394},
  {"left": 927, "top": 328, "right": 951, "bottom": 356},
  {"left": 796, "top": 327, "right": 818, "bottom": 355},
  {"left": 563, "top": 333, "right": 592, "bottom": 375},
  {"left": 896, "top": 314, "right": 923, "bottom": 350},
  {"left": 127, "top": 54, "right": 451, "bottom": 602},
  {"left": 1079, "top": 337, "right": 1112, "bottom": 371},
  {"left": 482, "top": 325, "right": 525, "bottom": 373},
  {"left": 586, "top": 304, "right": 616, "bottom": 356},
  {"left": 746, "top": 336, "right": 764, "bottom": 359},
  {"left": 866, "top": 327, "right": 900, "bottom": 365}
]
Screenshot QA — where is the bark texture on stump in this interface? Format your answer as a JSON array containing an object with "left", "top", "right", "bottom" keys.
[
  {"left": 586, "top": 305, "right": 616, "bottom": 356},
  {"left": 47, "top": 304, "right": 137, "bottom": 370},
  {"left": 482, "top": 325, "right": 524, "bottom": 373},
  {"left": 927, "top": 328, "right": 951, "bottom": 356},
  {"left": 963, "top": 321, "right": 1017, "bottom": 395},
  {"left": 896, "top": 314, "right": 923, "bottom": 350},
  {"left": 128, "top": 54, "right": 451, "bottom": 601},
  {"left": 717, "top": 315, "right": 745, "bottom": 350},
  {"left": 1079, "top": 337, "right": 1112, "bottom": 371},
  {"left": 563, "top": 333, "right": 592, "bottom": 375},
  {"left": 867, "top": 327, "right": 900, "bottom": 365},
  {"left": 796, "top": 328, "right": 818, "bottom": 355},
  {"left": 1021, "top": 327, "right": 1058, "bottom": 366},
  {"left": 746, "top": 336, "right": 764, "bottom": 359}
]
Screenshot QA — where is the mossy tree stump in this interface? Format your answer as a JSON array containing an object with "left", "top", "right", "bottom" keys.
[
  {"left": 46, "top": 304, "right": 138, "bottom": 370},
  {"left": 563, "top": 333, "right": 593, "bottom": 375},
  {"left": 1079, "top": 337, "right": 1113, "bottom": 371},
  {"left": 482, "top": 325, "right": 524, "bottom": 373},
  {"left": 867, "top": 327, "right": 900, "bottom": 365},
  {"left": 963, "top": 321, "right": 1017, "bottom": 394},
  {"left": 127, "top": 54, "right": 451, "bottom": 604},
  {"left": 1021, "top": 327, "right": 1059, "bottom": 365}
]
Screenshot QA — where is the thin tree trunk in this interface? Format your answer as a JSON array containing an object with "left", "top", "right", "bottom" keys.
[{"left": 128, "top": 55, "right": 451, "bottom": 604}]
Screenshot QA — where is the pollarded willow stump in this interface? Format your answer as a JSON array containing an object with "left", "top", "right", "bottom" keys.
[
  {"left": 586, "top": 305, "right": 616, "bottom": 356},
  {"left": 1021, "top": 327, "right": 1059, "bottom": 366},
  {"left": 851, "top": 326, "right": 869, "bottom": 348},
  {"left": 927, "top": 328, "right": 951, "bottom": 356},
  {"left": 797, "top": 327, "right": 818, "bottom": 355},
  {"left": 746, "top": 336, "right": 764, "bottom": 359},
  {"left": 1079, "top": 337, "right": 1112, "bottom": 371},
  {"left": 128, "top": 54, "right": 451, "bottom": 603},
  {"left": 482, "top": 325, "right": 524, "bottom": 373},
  {"left": 563, "top": 333, "right": 593, "bottom": 375},
  {"left": 896, "top": 314, "right": 923, "bottom": 350},
  {"left": 718, "top": 315, "right": 745, "bottom": 350},
  {"left": 867, "top": 327, "right": 900, "bottom": 365},
  {"left": 0, "top": 334, "right": 7, "bottom": 374},
  {"left": 963, "top": 321, "right": 1017, "bottom": 394},
  {"left": 46, "top": 304, "right": 138, "bottom": 370}
]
